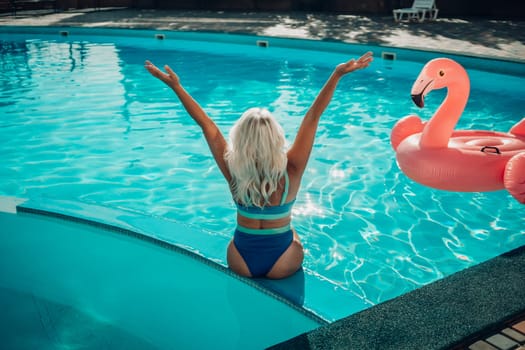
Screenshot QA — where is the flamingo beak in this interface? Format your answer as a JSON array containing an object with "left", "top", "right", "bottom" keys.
[
  {"left": 410, "top": 78, "right": 434, "bottom": 108},
  {"left": 411, "top": 93, "right": 424, "bottom": 108}
]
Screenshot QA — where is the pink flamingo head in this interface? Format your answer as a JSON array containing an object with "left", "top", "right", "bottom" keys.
[
  {"left": 412, "top": 58, "right": 471, "bottom": 148},
  {"left": 411, "top": 58, "right": 470, "bottom": 108}
]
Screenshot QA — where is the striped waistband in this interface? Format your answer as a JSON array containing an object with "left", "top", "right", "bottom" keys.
[
  {"left": 235, "top": 224, "right": 292, "bottom": 235},
  {"left": 236, "top": 199, "right": 295, "bottom": 221}
]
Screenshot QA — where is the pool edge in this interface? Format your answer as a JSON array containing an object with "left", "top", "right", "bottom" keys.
[{"left": 1, "top": 25, "right": 524, "bottom": 72}]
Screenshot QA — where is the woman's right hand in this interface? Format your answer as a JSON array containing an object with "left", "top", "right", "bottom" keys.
[{"left": 145, "top": 60, "right": 180, "bottom": 88}]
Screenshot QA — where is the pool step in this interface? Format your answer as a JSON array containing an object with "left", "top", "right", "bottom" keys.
[{"left": 0, "top": 196, "right": 27, "bottom": 214}]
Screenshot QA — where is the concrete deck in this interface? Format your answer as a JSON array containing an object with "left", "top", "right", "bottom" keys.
[{"left": 1, "top": 8, "right": 524, "bottom": 62}]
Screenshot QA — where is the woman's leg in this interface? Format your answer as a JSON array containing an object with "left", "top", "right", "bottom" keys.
[{"left": 266, "top": 229, "right": 304, "bottom": 279}]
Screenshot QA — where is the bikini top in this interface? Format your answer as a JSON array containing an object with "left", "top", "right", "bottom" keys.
[{"left": 235, "top": 171, "right": 295, "bottom": 221}]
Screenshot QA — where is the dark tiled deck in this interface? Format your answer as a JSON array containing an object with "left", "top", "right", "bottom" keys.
[{"left": 465, "top": 318, "right": 525, "bottom": 350}]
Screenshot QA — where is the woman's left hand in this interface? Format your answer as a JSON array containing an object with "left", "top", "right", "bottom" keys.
[{"left": 335, "top": 51, "right": 373, "bottom": 76}]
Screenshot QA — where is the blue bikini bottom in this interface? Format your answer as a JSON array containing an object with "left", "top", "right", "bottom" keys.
[{"left": 233, "top": 228, "right": 293, "bottom": 278}]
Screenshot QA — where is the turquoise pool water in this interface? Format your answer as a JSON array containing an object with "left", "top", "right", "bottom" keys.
[{"left": 0, "top": 27, "right": 524, "bottom": 322}]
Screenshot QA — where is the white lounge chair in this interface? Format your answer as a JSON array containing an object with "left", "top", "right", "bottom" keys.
[{"left": 393, "top": 0, "right": 439, "bottom": 22}]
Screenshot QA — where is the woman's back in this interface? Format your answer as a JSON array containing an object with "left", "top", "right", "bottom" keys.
[{"left": 235, "top": 169, "right": 295, "bottom": 231}]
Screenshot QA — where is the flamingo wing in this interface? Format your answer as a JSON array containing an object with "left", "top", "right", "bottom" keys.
[
  {"left": 510, "top": 118, "right": 525, "bottom": 137},
  {"left": 504, "top": 152, "right": 525, "bottom": 204},
  {"left": 391, "top": 115, "right": 425, "bottom": 151}
]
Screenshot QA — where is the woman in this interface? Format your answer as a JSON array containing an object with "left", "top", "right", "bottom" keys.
[{"left": 145, "top": 51, "right": 373, "bottom": 279}]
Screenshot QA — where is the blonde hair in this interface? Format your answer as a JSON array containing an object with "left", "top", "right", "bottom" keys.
[{"left": 225, "top": 107, "right": 287, "bottom": 208}]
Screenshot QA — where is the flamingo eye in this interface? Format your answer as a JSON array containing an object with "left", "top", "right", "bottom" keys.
[{"left": 439, "top": 70, "right": 445, "bottom": 77}]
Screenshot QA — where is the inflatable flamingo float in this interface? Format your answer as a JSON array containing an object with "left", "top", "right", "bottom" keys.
[{"left": 391, "top": 58, "right": 525, "bottom": 203}]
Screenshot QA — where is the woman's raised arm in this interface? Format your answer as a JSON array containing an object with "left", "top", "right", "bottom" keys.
[
  {"left": 145, "top": 60, "right": 231, "bottom": 182},
  {"left": 287, "top": 52, "right": 373, "bottom": 175}
]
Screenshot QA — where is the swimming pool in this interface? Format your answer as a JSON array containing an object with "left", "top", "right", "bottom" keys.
[{"left": 1, "top": 26, "right": 524, "bottom": 323}]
